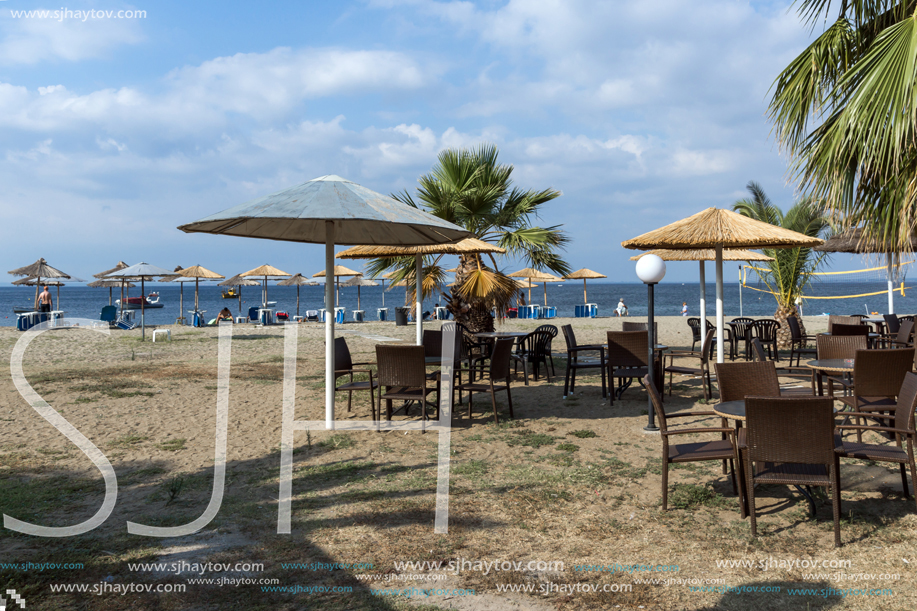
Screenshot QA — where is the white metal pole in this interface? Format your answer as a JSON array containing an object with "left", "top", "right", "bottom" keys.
[
  {"left": 739, "top": 265, "right": 743, "bottom": 317},
  {"left": 715, "top": 245, "right": 724, "bottom": 364},
  {"left": 325, "top": 221, "right": 336, "bottom": 429},
  {"left": 416, "top": 254, "right": 423, "bottom": 345},
  {"left": 888, "top": 255, "right": 895, "bottom": 314},
  {"left": 699, "top": 261, "right": 706, "bottom": 343}
]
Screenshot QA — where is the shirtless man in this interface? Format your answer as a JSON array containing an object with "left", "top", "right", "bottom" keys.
[{"left": 37, "top": 286, "right": 53, "bottom": 312}]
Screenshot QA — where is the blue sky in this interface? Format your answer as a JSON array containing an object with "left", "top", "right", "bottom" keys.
[{"left": 0, "top": 0, "right": 875, "bottom": 283}]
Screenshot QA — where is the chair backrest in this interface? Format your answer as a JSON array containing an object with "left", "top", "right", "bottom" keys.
[
  {"left": 847, "top": 314, "right": 868, "bottom": 321},
  {"left": 744, "top": 396, "right": 836, "bottom": 464},
  {"left": 687, "top": 317, "right": 701, "bottom": 341},
  {"left": 896, "top": 320, "right": 915, "bottom": 345},
  {"left": 715, "top": 361, "right": 781, "bottom": 402},
  {"left": 100, "top": 305, "right": 117, "bottom": 322},
  {"left": 829, "top": 315, "right": 861, "bottom": 333},
  {"left": 884, "top": 314, "right": 901, "bottom": 334},
  {"left": 817, "top": 334, "right": 867, "bottom": 360},
  {"left": 489, "top": 338, "right": 516, "bottom": 380},
  {"left": 730, "top": 318, "right": 754, "bottom": 338},
  {"left": 851, "top": 348, "right": 915, "bottom": 397},
  {"left": 831, "top": 323, "right": 869, "bottom": 337},
  {"left": 375, "top": 345, "right": 427, "bottom": 388},
  {"left": 644, "top": 374, "right": 669, "bottom": 434},
  {"left": 698, "top": 328, "right": 715, "bottom": 364},
  {"left": 750, "top": 337, "right": 767, "bottom": 362},
  {"left": 333, "top": 337, "right": 354, "bottom": 373},
  {"left": 752, "top": 319, "right": 780, "bottom": 342},
  {"left": 622, "top": 321, "right": 657, "bottom": 343},
  {"left": 562, "top": 324, "right": 578, "bottom": 351},
  {"left": 893, "top": 372, "right": 917, "bottom": 436},
  {"left": 787, "top": 315, "right": 804, "bottom": 341},
  {"left": 422, "top": 329, "right": 442, "bottom": 358},
  {"left": 606, "top": 331, "right": 648, "bottom": 368},
  {"left": 455, "top": 321, "right": 488, "bottom": 359},
  {"left": 248, "top": 306, "right": 260, "bottom": 321},
  {"left": 534, "top": 324, "right": 558, "bottom": 338}
]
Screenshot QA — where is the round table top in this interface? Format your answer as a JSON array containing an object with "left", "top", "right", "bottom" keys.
[
  {"left": 655, "top": 344, "right": 668, "bottom": 351},
  {"left": 473, "top": 331, "right": 529, "bottom": 338},
  {"left": 806, "top": 359, "right": 854, "bottom": 373},
  {"left": 713, "top": 399, "right": 746, "bottom": 421}
]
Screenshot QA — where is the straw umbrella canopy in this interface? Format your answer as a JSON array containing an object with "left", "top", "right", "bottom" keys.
[
  {"left": 176, "top": 265, "right": 224, "bottom": 312},
  {"left": 337, "top": 238, "right": 505, "bottom": 344},
  {"left": 217, "top": 273, "right": 260, "bottom": 314},
  {"left": 630, "top": 249, "right": 775, "bottom": 341},
  {"left": 813, "top": 228, "right": 917, "bottom": 314},
  {"left": 277, "top": 273, "right": 318, "bottom": 317},
  {"left": 340, "top": 275, "right": 378, "bottom": 312},
  {"left": 508, "top": 268, "right": 560, "bottom": 306},
  {"left": 8, "top": 258, "right": 71, "bottom": 309},
  {"left": 161, "top": 267, "right": 196, "bottom": 322},
  {"left": 565, "top": 268, "right": 607, "bottom": 304},
  {"left": 312, "top": 265, "right": 362, "bottom": 309},
  {"left": 177, "top": 174, "right": 471, "bottom": 431},
  {"left": 106, "top": 263, "right": 173, "bottom": 340},
  {"left": 88, "top": 278, "right": 135, "bottom": 306},
  {"left": 622, "top": 207, "right": 824, "bottom": 363},
  {"left": 239, "top": 264, "right": 292, "bottom": 306}
]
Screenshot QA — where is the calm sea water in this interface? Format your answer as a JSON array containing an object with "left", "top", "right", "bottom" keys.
[{"left": 2, "top": 280, "right": 913, "bottom": 326}]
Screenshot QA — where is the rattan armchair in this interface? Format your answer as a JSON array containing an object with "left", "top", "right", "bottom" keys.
[
  {"left": 334, "top": 337, "right": 379, "bottom": 419},
  {"left": 831, "top": 323, "right": 870, "bottom": 337},
  {"left": 663, "top": 329, "right": 714, "bottom": 400},
  {"left": 816, "top": 334, "right": 868, "bottom": 397},
  {"left": 836, "top": 348, "right": 915, "bottom": 443},
  {"left": 750, "top": 338, "right": 814, "bottom": 395},
  {"left": 828, "top": 315, "right": 863, "bottom": 333},
  {"left": 562, "top": 324, "right": 607, "bottom": 399},
  {"left": 645, "top": 375, "right": 738, "bottom": 511},
  {"left": 882, "top": 319, "right": 914, "bottom": 349},
  {"left": 456, "top": 338, "right": 515, "bottom": 424},
  {"left": 375, "top": 344, "right": 438, "bottom": 425},
  {"left": 743, "top": 395, "right": 844, "bottom": 547},
  {"left": 837, "top": 371, "right": 917, "bottom": 510},
  {"left": 606, "top": 330, "right": 647, "bottom": 404}
]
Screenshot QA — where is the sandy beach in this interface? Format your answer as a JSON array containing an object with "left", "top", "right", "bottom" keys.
[{"left": 2, "top": 314, "right": 915, "bottom": 611}]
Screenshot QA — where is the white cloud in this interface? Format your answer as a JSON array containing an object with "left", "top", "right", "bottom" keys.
[{"left": 0, "top": 12, "right": 144, "bottom": 64}]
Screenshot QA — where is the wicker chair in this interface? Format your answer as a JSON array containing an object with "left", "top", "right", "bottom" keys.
[
  {"left": 606, "top": 330, "right": 647, "bottom": 404},
  {"left": 749, "top": 338, "right": 814, "bottom": 395},
  {"left": 334, "top": 337, "right": 379, "bottom": 419},
  {"left": 884, "top": 314, "right": 901, "bottom": 335},
  {"left": 787, "top": 315, "right": 817, "bottom": 366},
  {"left": 836, "top": 348, "right": 915, "bottom": 443},
  {"left": 645, "top": 375, "right": 738, "bottom": 511},
  {"left": 882, "top": 319, "right": 914, "bottom": 349},
  {"left": 456, "top": 338, "right": 515, "bottom": 424},
  {"left": 561, "top": 324, "right": 607, "bottom": 399},
  {"left": 729, "top": 318, "right": 755, "bottom": 361},
  {"left": 837, "top": 371, "right": 917, "bottom": 510},
  {"left": 828, "top": 315, "right": 862, "bottom": 333},
  {"left": 375, "top": 344, "right": 438, "bottom": 424},
  {"left": 750, "top": 319, "right": 781, "bottom": 361},
  {"left": 512, "top": 328, "right": 555, "bottom": 384},
  {"left": 663, "top": 329, "right": 715, "bottom": 400},
  {"left": 743, "top": 395, "right": 843, "bottom": 546},
  {"left": 715, "top": 360, "right": 781, "bottom": 402},
  {"left": 623, "top": 321, "right": 658, "bottom": 344},
  {"left": 816, "top": 334, "right": 868, "bottom": 397}
]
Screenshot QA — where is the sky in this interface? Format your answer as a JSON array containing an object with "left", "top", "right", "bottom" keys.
[{"left": 0, "top": 0, "right": 877, "bottom": 283}]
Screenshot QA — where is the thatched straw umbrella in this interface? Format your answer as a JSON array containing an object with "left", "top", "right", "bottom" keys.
[
  {"left": 88, "top": 278, "right": 135, "bottom": 306},
  {"left": 813, "top": 228, "right": 917, "bottom": 314},
  {"left": 312, "top": 265, "right": 362, "bottom": 311},
  {"left": 337, "top": 238, "right": 505, "bottom": 344},
  {"left": 340, "top": 275, "right": 378, "bottom": 312},
  {"left": 565, "top": 268, "right": 607, "bottom": 304},
  {"left": 176, "top": 265, "right": 224, "bottom": 312},
  {"left": 277, "top": 273, "right": 318, "bottom": 317},
  {"left": 622, "top": 208, "right": 823, "bottom": 363},
  {"left": 631, "top": 249, "right": 775, "bottom": 341},
  {"left": 8, "top": 258, "right": 71, "bottom": 309},
  {"left": 508, "top": 268, "right": 560, "bottom": 306},
  {"left": 240, "top": 264, "right": 292, "bottom": 307},
  {"left": 217, "top": 274, "right": 260, "bottom": 314}
]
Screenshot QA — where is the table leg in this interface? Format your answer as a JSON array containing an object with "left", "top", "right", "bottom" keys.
[{"left": 815, "top": 371, "right": 824, "bottom": 397}]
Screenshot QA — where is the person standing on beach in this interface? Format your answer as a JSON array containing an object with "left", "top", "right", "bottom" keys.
[
  {"left": 681, "top": 302, "right": 688, "bottom": 316},
  {"left": 37, "top": 285, "right": 52, "bottom": 313}
]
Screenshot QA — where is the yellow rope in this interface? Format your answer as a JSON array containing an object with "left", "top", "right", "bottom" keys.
[
  {"left": 745, "top": 261, "right": 913, "bottom": 276},
  {"left": 742, "top": 284, "right": 909, "bottom": 299}
]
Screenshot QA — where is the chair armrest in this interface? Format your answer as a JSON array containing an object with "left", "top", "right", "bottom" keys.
[
  {"left": 836, "top": 424, "right": 913, "bottom": 436},
  {"left": 662, "top": 427, "right": 735, "bottom": 437},
  {"left": 351, "top": 361, "right": 376, "bottom": 366},
  {"left": 843, "top": 410, "right": 898, "bottom": 419},
  {"left": 667, "top": 349, "right": 701, "bottom": 357},
  {"left": 572, "top": 344, "right": 605, "bottom": 351},
  {"left": 666, "top": 411, "right": 719, "bottom": 418},
  {"left": 336, "top": 368, "right": 374, "bottom": 375}
]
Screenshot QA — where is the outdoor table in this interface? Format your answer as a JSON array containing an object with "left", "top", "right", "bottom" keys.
[
  {"left": 818, "top": 331, "right": 880, "bottom": 348},
  {"left": 806, "top": 359, "right": 854, "bottom": 396},
  {"left": 864, "top": 318, "right": 887, "bottom": 334},
  {"left": 473, "top": 331, "right": 529, "bottom": 340},
  {"left": 713, "top": 399, "right": 746, "bottom": 422}
]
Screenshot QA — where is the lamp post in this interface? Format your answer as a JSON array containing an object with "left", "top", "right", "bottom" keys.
[{"left": 636, "top": 254, "right": 666, "bottom": 431}]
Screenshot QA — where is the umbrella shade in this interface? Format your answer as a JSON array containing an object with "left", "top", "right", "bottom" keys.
[
  {"left": 177, "top": 265, "right": 224, "bottom": 311},
  {"left": 629, "top": 249, "right": 775, "bottom": 261},
  {"left": 312, "top": 265, "right": 362, "bottom": 278},
  {"left": 565, "top": 268, "right": 607, "bottom": 304},
  {"left": 89, "top": 278, "right": 136, "bottom": 306},
  {"left": 218, "top": 274, "right": 260, "bottom": 287},
  {"left": 622, "top": 208, "right": 824, "bottom": 365},
  {"left": 176, "top": 173, "right": 472, "bottom": 436},
  {"left": 508, "top": 268, "right": 557, "bottom": 281},
  {"left": 240, "top": 265, "right": 292, "bottom": 306},
  {"left": 341, "top": 276, "right": 378, "bottom": 312},
  {"left": 527, "top": 274, "right": 564, "bottom": 306},
  {"left": 93, "top": 261, "right": 130, "bottom": 279},
  {"left": 8, "top": 258, "right": 70, "bottom": 279},
  {"left": 336, "top": 237, "right": 504, "bottom": 258},
  {"left": 107, "top": 263, "right": 173, "bottom": 340},
  {"left": 277, "top": 273, "right": 317, "bottom": 286}
]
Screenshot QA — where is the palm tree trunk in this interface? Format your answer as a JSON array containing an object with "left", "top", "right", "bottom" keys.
[
  {"left": 445, "top": 254, "right": 495, "bottom": 332},
  {"left": 774, "top": 303, "right": 805, "bottom": 349}
]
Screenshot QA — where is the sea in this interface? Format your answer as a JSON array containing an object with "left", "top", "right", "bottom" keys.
[{"left": 3, "top": 280, "right": 914, "bottom": 326}]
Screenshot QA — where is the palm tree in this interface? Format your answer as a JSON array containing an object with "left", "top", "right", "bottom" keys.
[
  {"left": 733, "top": 182, "right": 830, "bottom": 345},
  {"left": 768, "top": 1, "right": 916, "bottom": 253},
  {"left": 365, "top": 145, "right": 570, "bottom": 332}
]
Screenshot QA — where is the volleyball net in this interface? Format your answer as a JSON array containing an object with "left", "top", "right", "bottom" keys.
[{"left": 741, "top": 261, "right": 913, "bottom": 300}]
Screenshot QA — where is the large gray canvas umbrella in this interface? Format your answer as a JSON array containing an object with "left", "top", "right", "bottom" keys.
[
  {"left": 9, "top": 258, "right": 71, "bottom": 309},
  {"left": 178, "top": 174, "right": 471, "bottom": 429},
  {"left": 106, "top": 262, "right": 173, "bottom": 340},
  {"left": 277, "top": 273, "right": 317, "bottom": 317}
]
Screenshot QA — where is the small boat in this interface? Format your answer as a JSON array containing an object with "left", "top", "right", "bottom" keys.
[
  {"left": 221, "top": 288, "right": 239, "bottom": 299},
  {"left": 116, "top": 292, "right": 164, "bottom": 310},
  {"left": 13, "top": 306, "right": 35, "bottom": 314}
]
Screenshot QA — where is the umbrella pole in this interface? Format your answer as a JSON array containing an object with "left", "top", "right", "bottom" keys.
[
  {"left": 141, "top": 277, "right": 146, "bottom": 341},
  {"left": 109, "top": 286, "right": 113, "bottom": 306},
  {"left": 296, "top": 285, "right": 300, "bottom": 317},
  {"left": 239, "top": 286, "right": 242, "bottom": 315},
  {"left": 358, "top": 285, "right": 361, "bottom": 312},
  {"left": 56, "top": 285, "right": 60, "bottom": 311},
  {"left": 415, "top": 254, "right": 423, "bottom": 345},
  {"left": 382, "top": 280, "right": 385, "bottom": 307},
  {"left": 715, "top": 246, "right": 724, "bottom": 364},
  {"left": 180, "top": 283, "right": 184, "bottom": 324},
  {"left": 325, "top": 221, "right": 336, "bottom": 429},
  {"left": 583, "top": 278, "right": 587, "bottom": 304},
  {"left": 195, "top": 277, "right": 200, "bottom": 311},
  {"left": 699, "top": 262, "right": 706, "bottom": 344},
  {"left": 888, "top": 255, "right": 895, "bottom": 314},
  {"left": 543, "top": 282, "right": 547, "bottom": 306}
]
